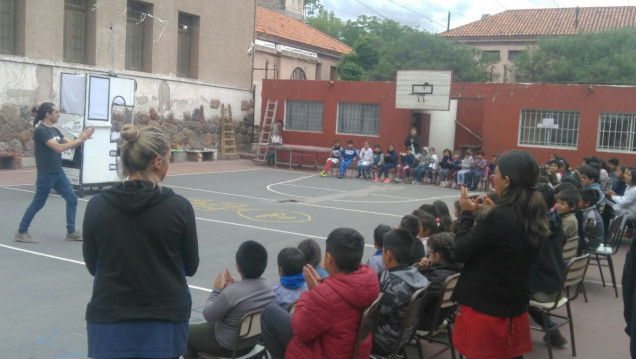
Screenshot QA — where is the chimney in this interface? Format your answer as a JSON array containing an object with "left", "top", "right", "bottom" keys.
[{"left": 575, "top": 7, "right": 580, "bottom": 30}]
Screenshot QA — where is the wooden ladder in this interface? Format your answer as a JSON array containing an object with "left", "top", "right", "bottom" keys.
[
  {"left": 220, "top": 104, "right": 239, "bottom": 160},
  {"left": 254, "top": 99, "right": 279, "bottom": 163}
]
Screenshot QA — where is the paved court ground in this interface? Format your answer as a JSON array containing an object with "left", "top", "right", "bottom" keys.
[{"left": 0, "top": 159, "right": 631, "bottom": 358}]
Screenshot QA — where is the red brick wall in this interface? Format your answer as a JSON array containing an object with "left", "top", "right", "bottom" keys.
[
  {"left": 452, "top": 83, "right": 636, "bottom": 166},
  {"left": 261, "top": 79, "right": 636, "bottom": 168},
  {"left": 261, "top": 79, "right": 412, "bottom": 155}
]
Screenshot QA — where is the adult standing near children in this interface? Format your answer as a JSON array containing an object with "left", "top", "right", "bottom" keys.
[
  {"left": 82, "top": 124, "right": 199, "bottom": 359},
  {"left": 452, "top": 150, "right": 550, "bottom": 359},
  {"left": 404, "top": 127, "right": 421, "bottom": 158},
  {"left": 15, "top": 102, "right": 94, "bottom": 243}
]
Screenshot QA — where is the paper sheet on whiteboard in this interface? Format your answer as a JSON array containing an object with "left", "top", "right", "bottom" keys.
[
  {"left": 88, "top": 77, "right": 109, "bottom": 121},
  {"left": 60, "top": 74, "right": 86, "bottom": 115}
]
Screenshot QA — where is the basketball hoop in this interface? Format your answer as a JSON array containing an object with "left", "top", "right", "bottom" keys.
[{"left": 411, "top": 82, "right": 434, "bottom": 102}]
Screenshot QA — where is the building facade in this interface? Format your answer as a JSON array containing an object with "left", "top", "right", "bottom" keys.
[
  {"left": 261, "top": 79, "right": 636, "bottom": 166},
  {"left": 440, "top": 6, "right": 636, "bottom": 83},
  {"left": 0, "top": 0, "right": 257, "bottom": 160}
]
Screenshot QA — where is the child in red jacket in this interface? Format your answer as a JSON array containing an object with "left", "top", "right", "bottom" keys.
[{"left": 260, "top": 228, "right": 380, "bottom": 359}]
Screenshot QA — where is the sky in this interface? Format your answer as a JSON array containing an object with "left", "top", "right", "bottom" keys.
[{"left": 318, "top": 0, "right": 635, "bottom": 33}]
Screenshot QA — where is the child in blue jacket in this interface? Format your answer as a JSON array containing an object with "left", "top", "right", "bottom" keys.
[
  {"left": 375, "top": 144, "right": 398, "bottom": 184},
  {"left": 338, "top": 140, "right": 358, "bottom": 179}
]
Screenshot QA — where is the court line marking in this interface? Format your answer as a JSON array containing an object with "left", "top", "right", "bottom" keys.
[
  {"left": 281, "top": 183, "right": 459, "bottom": 201},
  {"left": 166, "top": 168, "right": 263, "bottom": 177},
  {"left": 0, "top": 184, "right": 404, "bottom": 218}
]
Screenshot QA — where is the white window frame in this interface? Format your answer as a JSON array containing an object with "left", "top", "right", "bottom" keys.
[
  {"left": 597, "top": 112, "right": 636, "bottom": 153},
  {"left": 284, "top": 100, "right": 324, "bottom": 133},
  {"left": 517, "top": 109, "right": 580, "bottom": 149},
  {"left": 336, "top": 102, "right": 381, "bottom": 137}
]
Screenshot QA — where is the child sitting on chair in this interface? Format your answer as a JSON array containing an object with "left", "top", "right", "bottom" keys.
[
  {"left": 469, "top": 150, "right": 487, "bottom": 191},
  {"left": 370, "top": 144, "right": 384, "bottom": 178},
  {"left": 395, "top": 147, "right": 415, "bottom": 183},
  {"left": 417, "top": 233, "right": 462, "bottom": 331},
  {"left": 372, "top": 228, "right": 430, "bottom": 356},
  {"left": 298, "top": 239, "right": 329, "bottom": 279},
  {"left": 320, "top": 139, "right": 343, "bottom": 177},
  {"left": 456, "top": 149, "right": 474, "bottom": 189},
  {"left": 555, "top": 189, "right": 580, "bottom": 240},
  {"left": 260, "top": 228, "right": 380, "bottom": 359},
  {"left": 375, "top": 144, "right": 398, "bottom": 184},
  {"left": 413, "top": 147, "right": 433, "bottom": 184},
  {"left": 338, "top": 140, "right": 358, "bottom": 179},
  {"left": 579, "top": 188, "right": 604, "bottom": 252},
  {"left": 367, "top": 224, "right": 392, "bottom": 274},
  {"left": 273, "top": 247, "right": 308, "bottom": 311},
  {"left": 356, "top": 141, "right": 374, "bottom": 179},
  {"left": 186, "top": 241, "right": 274, "bottom": 359}
]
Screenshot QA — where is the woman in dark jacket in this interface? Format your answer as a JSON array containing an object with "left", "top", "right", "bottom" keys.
[
  {"left": 404, "top": 127, "right": 421, "bottom": 157},
  {"left": 452, "top": 150, "right": 550, "bottom": 359},
  {"left": 83, "top": 124, "right": 199, "bottom": 359}
]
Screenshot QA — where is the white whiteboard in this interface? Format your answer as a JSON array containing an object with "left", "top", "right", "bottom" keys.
[{"left": 396, "top": 70, "right": 452, "bottom": 111}]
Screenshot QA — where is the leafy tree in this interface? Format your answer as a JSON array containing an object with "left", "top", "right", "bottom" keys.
[
  {"left": 514, "top": 28, "right": 636, "bottom": 85},
  {"left": 306, "top": 1, "right": 496, "bottom": 82}
]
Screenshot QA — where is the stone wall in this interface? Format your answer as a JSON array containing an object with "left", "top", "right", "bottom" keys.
[{"left": 0, "top": 58, "right": 255, "bottom": 163}]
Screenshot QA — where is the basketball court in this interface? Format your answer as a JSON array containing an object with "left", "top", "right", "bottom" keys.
[{"left": 0, "top": 159, "right": 631, "bottom": 358}]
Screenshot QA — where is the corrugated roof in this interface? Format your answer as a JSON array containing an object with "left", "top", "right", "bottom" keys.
[
  {"left": 256, "top": 7, "right": 352, "bottom": 55},
  {"left": 440, "top": 6, "right": 636, "bottom": 38}
]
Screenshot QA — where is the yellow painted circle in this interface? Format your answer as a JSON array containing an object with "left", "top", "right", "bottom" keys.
[{"left": 237, "top": 209, "right": 312, "bottom": 223}]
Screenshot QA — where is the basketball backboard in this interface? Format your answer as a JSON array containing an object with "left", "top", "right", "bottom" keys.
[{"left": 395, "top": 70, "right": 452, "bottom": 111}]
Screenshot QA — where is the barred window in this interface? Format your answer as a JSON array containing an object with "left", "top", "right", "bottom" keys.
[
  {"left": 64, "top": 0, "right": 87, "bottom": 64},
  {"left": 285, "top": 100, "right": 324, "bottom": 132},
  {"left": 0, "top": 0, "right": 15, "bottom": 54},
  {"left": 177, "top": 13, "right": 194, "bottom": 77},
  {"left": 126, "top": 1, "right": 150, "bottom": 71},
  {"left": 518, "top": 109, "right": 579, "bottom": 148},
  {"left": 597, "top": 112, "right": 636, "bottom": 152},
  {"left": 290, "top": 67, "right": 306, "bottom": 80},
  {"left": 337, "top": 102, "right": 380, "bottom": 136}
]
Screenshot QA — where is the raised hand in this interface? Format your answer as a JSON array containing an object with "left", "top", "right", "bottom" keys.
[{"left": 303, "top": 265, "right": 322, "bottom": 290}]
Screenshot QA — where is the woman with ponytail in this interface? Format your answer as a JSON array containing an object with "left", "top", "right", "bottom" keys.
[
  {"left": 451, "top": 150, "right": 550, "bottom": 359},
  {"left": 15, "top": 102, "right": 94, "bottom": 243},
  {"left": 82, "top": 124, "right": 199, "bottom": 359}
]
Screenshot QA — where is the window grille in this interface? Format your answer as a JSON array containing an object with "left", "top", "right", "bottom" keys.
[
  {"left": 518, "top": 109, "right": 579, "bottom": 148},
  {"left": 337, "top": 102, "right": 381, "bottom": 136},
  {"left": 285, "top": 100, "right": 324, "bottom": 132},
  {"left": 597, "top": 112, "right": 636, "bottom": 152},
  {"left": 290, "top": 67, "right": 306, "bottom": 80},
  {"left": 0, "top": 0, "right": 15, "bottom": 54},
  {"left": 64, "top": 0, "right": 87, "bottom": 64},
  {"left": 177, "top": 13, "right": 192, "bottom": 77},
  {"left": 125, "top": 1, "right": 146, "bottom": 71}
]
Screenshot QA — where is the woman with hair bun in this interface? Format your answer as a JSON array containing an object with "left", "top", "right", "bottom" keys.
[
  {"left": 452, "top": 150, "right": 550, "bottom": 359},
  {"left": 15, "top": 102, "right": 94, "bottom": 243},
  {"left": 82, "top": 124, "right": 199, "bottom": 359}
]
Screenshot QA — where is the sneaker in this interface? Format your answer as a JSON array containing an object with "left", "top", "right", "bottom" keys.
[
  {"left": 543, "top": 330, "right": 568, "bottom": 347},
  {"left": 374, "top": 177, "right": 380, "bottom": 182},
  {"left": 15, "top": 232, "right": 38, "bottom": 243},
  {"left": 356, "top": 174, "right": 362, "bottom": 178},
  {"left": 66, "top": 231, "right": 83, "bottom": 241},
  {"left": 337, "top": 175, "right": 344, "bottom": 179},
  {"left": 320, "top": 171, "right": 327, "bottom": 177},
  {"left": 383, "top": 178, "right": 390, "bottom": 184}
]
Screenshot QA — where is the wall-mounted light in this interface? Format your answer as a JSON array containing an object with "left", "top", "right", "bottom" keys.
[
  {"left": 328, "top": 81, "right": 334, "bottom": 86},
  {"left": 587, "top": 86, "right": 594, "bottom": 93}
]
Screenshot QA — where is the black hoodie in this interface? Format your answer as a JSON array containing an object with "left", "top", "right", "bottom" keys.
[{"left": 83, "top": 180, "right": 199, "bottom": 323}]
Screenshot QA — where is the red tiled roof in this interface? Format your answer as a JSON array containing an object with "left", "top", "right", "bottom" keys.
[
  {"left": 256, "top": 7, "right": 352, "bottom": 55},
  {"left": 440, "top": 6, "right": 636, "bottom": 38}
]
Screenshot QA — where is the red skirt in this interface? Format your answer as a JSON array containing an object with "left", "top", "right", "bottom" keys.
[{"left": 452, "top": 305, "right": 532, "bottom": 359}]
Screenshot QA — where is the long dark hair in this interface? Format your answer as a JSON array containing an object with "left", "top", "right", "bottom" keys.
[
  {"left": 495, "top": 150, "right": 550, "bottom": 247},
  {"left": 31, "top": 102, "right": 55, "bottom": 126}
]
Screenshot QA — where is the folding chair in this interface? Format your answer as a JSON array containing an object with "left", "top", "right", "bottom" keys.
[
  {"left": 411, "top": 273, "right": 460, "bottom": 359},
  {"left": 370, "top": 285, "right": 430, "bottom": 359},
  {"left": 583, "top": 213, "right": 629, "bottom": 297},
  {"left": 198, "top": 309, "right": 268, "bottom": 359},
  {"left": 529, "top": 254, "right": 591, "bottom": 359},
  {"left": 562, "top": 236, "right": 587, "bottom": 302},
  {"left": 351, "top": 293, "right": 384, "bottom": 359}
]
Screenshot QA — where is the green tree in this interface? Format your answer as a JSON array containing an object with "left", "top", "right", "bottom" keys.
[{"left": 514, "top": 28, "right": 636, "bottom": 85}]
